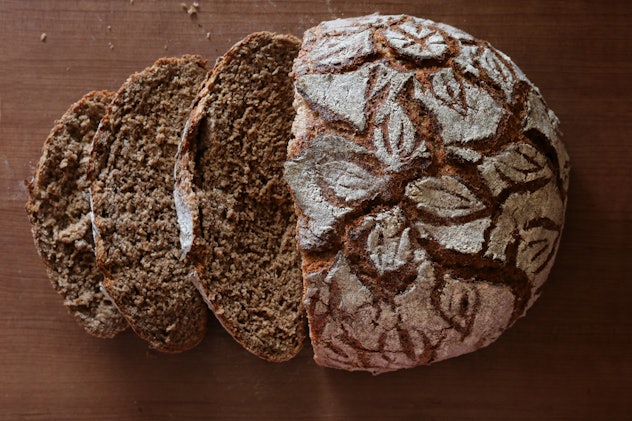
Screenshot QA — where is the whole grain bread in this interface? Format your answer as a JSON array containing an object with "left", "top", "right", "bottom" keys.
[
  {"left": 26, "top": 90, "right": 129, "bottom": 338},
  {"left": 174, "top": 32, "right": 306, "bottom": 361},
  {"left": 89, "top": 56, "right": 209, "bottom": 352},
  {"left": 285, "top": 15, "right": 570, "bottom": 373}
]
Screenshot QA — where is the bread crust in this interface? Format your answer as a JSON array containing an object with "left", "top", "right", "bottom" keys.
[
  {"left": 175, "top": 32, "right": 306, "bottom": 362},
  {"left": 286, "top": 15, "right": 570, "bottom": 373},
  {"left": 26, "top": 90, "right": 129, "bottom": 338}
]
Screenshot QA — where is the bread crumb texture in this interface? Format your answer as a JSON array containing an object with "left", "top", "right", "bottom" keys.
[
  {"left": 286, "top": 14, "right": 570, "bottom": 373},
  {"left": 175, "top": 33, "right": 306, "bottom": 361},
  {"left": 26, "top": 90, "right": 129, "bottom": 338},
  {"left": 90, "top": 56, "right": 209, "bottom": 352}
]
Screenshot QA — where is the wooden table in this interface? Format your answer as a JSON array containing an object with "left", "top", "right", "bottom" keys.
[{"left": 1, "top": 1, "right": 630, "bottom": 419}]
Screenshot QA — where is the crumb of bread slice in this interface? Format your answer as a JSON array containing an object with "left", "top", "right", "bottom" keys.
[
  {"left": 89, "top": 56, "right": 209, "bottom": 352},
  {"left": 26, "top": 90, "right": 129, "bottom": 338},
  {"left": 175, "top": 33, "right": 306, "bottom": 361}
]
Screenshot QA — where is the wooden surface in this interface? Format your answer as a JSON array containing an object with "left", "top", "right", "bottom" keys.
[{"left": 1, "top": 1, "right": 630, "bottom": 419}]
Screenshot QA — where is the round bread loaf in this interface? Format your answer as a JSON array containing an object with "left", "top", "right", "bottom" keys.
[
  {"left": 285, "top": 15, "right": 570, "bottom": 373},
  {"left": 174, "top": 32, "right": 306, "bottom": 362},
  {"left": 89, "top": 56, "right": 209, "bottom": 352},
  {"left": 26, "top": 90, "right": 129, "bottom": 338}
]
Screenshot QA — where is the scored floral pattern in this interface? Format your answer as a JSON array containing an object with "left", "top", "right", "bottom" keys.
[
  {"left": 381, "top": 21, "right": 449, "bottom": 62},
  {"left": 287, "top": 15, "right": 570, "bottom": 371}
]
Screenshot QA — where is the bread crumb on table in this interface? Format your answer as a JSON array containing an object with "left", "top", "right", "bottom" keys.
[
  {"left": 40, "top": 33, "right": 47, "bottom": 42},
  {"left": 181, "top": 2, "right": 199, "bottom": 16}
]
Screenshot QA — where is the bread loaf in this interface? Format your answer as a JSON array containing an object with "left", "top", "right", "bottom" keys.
[
  {"left": 285, "top": 15, "right": 570, "bottom": 373},
  {"left": 26, "top": 90, "right": 129, "bottom": 338},
  {"left": 174, "top": 33, "right": 306, "bottom": 361},
  {"left": 89, "top": 56, "right": 209, "bottom": 352}
]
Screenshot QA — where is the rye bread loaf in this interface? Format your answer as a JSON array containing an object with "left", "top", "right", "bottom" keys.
[
  {"left": 89, "top": 56, "right": 209, "bottom": 352},
  {"left": 174, "top": 32, "right": 306, "bottom": 361},
  {"left": 26, "top": 90, "right": 129, "bottom": 338},
  {"left": 285, "top": 15, "right": 570, "bottom": 373}
]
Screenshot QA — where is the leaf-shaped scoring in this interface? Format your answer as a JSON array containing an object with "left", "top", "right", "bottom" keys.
[
  {"left": 296, "top": 66, "right": 372, "bottom": 131},
  {"left": 477, "top": 47, "right": 516, "bottom": 102},
  {"left": 415, "top": 217, "right": 491, "bottom": 255},
  {"left": 382, "top": 20, "right": 449, "bottom": 62},
  {"left": 413, "top": 68, "right": 505, "bottom": 145},
  {"left": 426, "top": 67, "right": 468, "bottom": 114},
  {"left": 453, "top": 45, "right": 480, "bottom": 77},
  {"left": 516, "top": 225, "right": 560, "bottom": 275},
  {"left": 438, "top": 274, "right": 480, "bottom": 334},
  {"left": 370, "top": 64, "right": 429, "bottom": 171},
  {"left": 478, "top": 142, "right": 553, "bottom": 196},
  {"left": 405, "top": 175, "right": 486, "bottom": 218},
  {"left": 284, "top": 134, "right": 387, "bottom": 250},
  {"left": 307, "top": 29, "right": 376, "bottom": 72},
  {"left": 364, "top": 207, "right": 413, "bottom": 275},
  {"left": 484, "top": 181, "right": 564, "bottom": 273},
  {"left": 321, "top": 159, "right": 383, "bottom": 203},
  {"left": 316, "top": 14, "right": 400, "bottom": 38},
  {"left": 523, "top": 90, "right": 570, "bottom": 192},
  {"left": 373, "top": 102, "right": 422, "bottom": 171}
]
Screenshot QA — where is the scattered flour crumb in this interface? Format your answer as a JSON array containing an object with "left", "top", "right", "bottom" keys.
[
  {"left": 40, "top": 33, "right": 47, "bottom": 42},
  {"left": 108, "top": 42, "right": 114, "bottom": 50},
  {"left": 182, "top": 2, "right": 199, "bottom": 16}
]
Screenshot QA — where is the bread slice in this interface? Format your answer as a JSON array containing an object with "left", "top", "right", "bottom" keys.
[
  {"left": 174, "top": 33, "right": 306, "bottom": 361},
  {"left": 26, "top": 90, "right": 129, "bottom": 338},
  {"left": 89, "top": 56, "right": 209, "bottom": 352}
]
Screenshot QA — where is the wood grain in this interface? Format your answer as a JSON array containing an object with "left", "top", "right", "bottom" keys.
[{"left": 1, "top": 1, "right": 630, "bottom": 419}]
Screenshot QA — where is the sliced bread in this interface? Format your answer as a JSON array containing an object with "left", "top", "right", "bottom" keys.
[
  {"left": 174, "top": 33, "right": 306, "bottom": 361},
  {"left": 89, "top": 56, "right": 209, "bottom": 352},
  {"left": 26, "top": 90, "right": 129, "bottom": 338}
]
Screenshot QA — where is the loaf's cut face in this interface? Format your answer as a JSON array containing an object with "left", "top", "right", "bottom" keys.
[
  {"left": 89, "top": 56, "right": 209, "bottom": 352},
  {"left": 26, "top": 91, "right": 128, "bottom": 338},
  {"left": 174, "top": 33, "right": 306, "bottom": 361},
  {"left": 285, "top": 15, "right": 570, "bottom": 373}
]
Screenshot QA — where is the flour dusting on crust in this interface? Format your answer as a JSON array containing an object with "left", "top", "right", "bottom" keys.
[{"left": 286, "top": 14, "right": 569, "bottom": 373}]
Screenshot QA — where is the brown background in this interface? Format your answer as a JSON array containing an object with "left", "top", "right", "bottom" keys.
[{"left": 1, "top": 1, "right": 630, "bottom": 420}]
